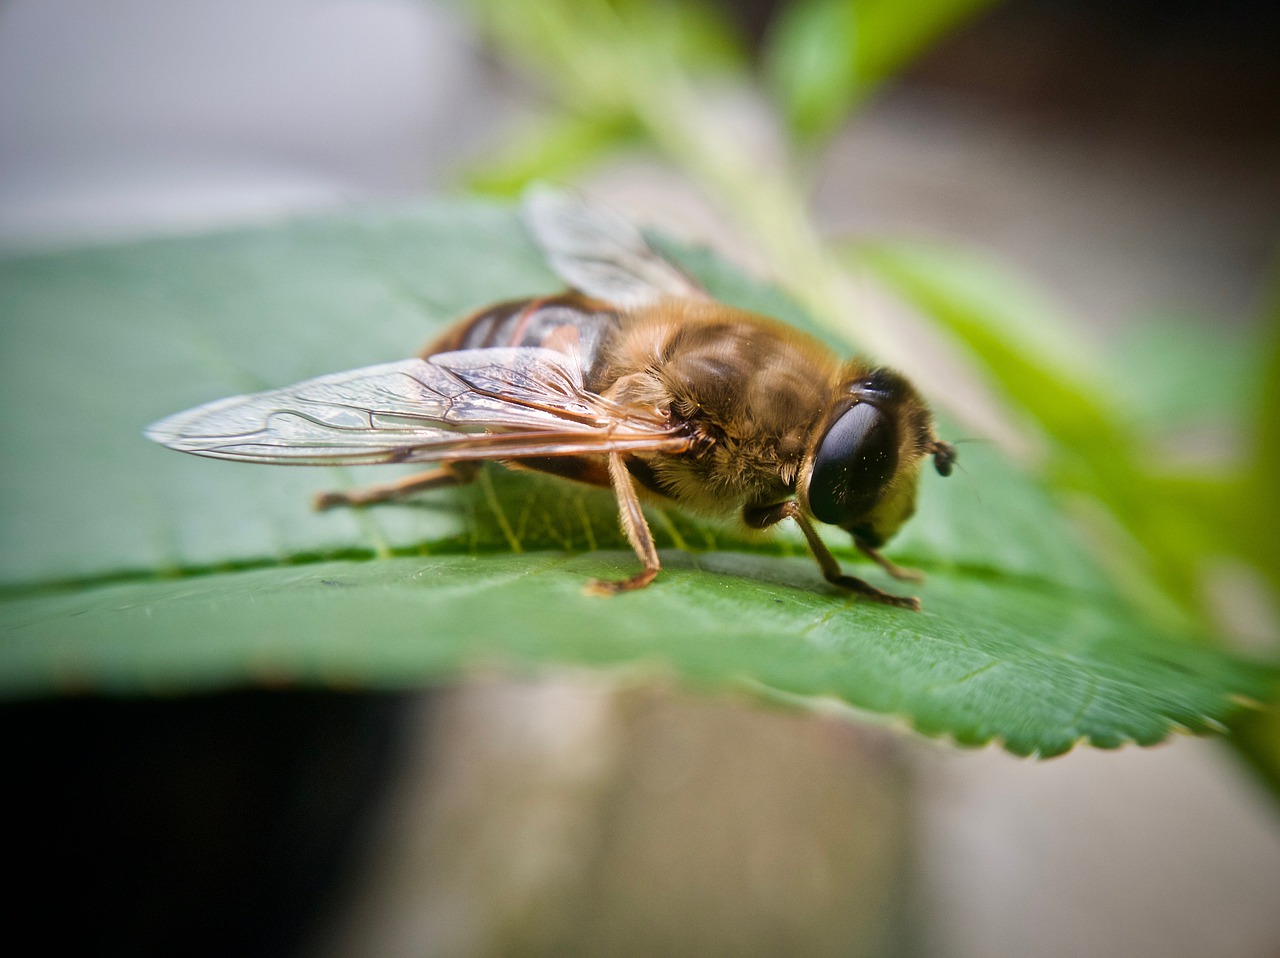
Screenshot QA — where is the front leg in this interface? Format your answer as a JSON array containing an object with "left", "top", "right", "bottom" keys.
[
  {"left": 856, "top": 540, "right": 924, "bottom": 583},
  {"left": 744, "top": 501, "right": 921, "bottom": 611}
]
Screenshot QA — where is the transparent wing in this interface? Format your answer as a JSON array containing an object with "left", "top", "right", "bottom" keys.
[
  {"left": 523, "top": 185, "right": 707, "bottom": 308},
  {"left": 145, "top": 347, "right": 688, "bottom": 466}
]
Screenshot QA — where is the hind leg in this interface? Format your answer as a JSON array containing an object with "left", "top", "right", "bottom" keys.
[{"left": 313, "top": 462, "right": 479, "bottom": 511}]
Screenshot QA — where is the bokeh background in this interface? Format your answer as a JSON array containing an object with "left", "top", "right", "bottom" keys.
[{"left": 4, "top": 1, "right": 1279, "bottom": 956}]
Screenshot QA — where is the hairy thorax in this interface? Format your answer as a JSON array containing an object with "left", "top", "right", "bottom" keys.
[{"left": 593, "top": 301, "right": 840, "bottom": 518}]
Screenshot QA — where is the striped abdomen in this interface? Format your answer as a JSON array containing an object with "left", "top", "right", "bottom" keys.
[{"left": 423, "top": 294, "right": 621, "bottom": 372}]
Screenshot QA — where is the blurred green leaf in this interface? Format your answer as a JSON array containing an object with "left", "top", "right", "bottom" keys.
[
  {"left": 469, "top": 0, "right": 745, "bottom": 115},
  {"left": 766, "top": 0, "right": 1001, "bottom": 143},
  {"left": 848, "top": 0, "right": 998, "bottom": 87},
  {"left": 1214, "top": 269, "right": 1280, "bottom": 802},
  {"left": 465, "top": 112, "right": 640, "bottom": 198},
  {"left": 764, "top": 0, "right": 860, "bottom": 143},
  {"left": 1240, "top": 265, "right": 1280, "bottom": 586},
  {"left": 1256, "top": 280, "right": 1280, "bottom": 492},
  {"left": 0, "top": 202, "right": 1273, "bottom": 755},
  {"left": 1110, "top": 314, "right": 1258, "bottom": 436}
]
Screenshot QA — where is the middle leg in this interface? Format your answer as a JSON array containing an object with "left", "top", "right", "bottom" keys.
[{"left": 584, "top": 452, "right": 661, "bottom": 595}]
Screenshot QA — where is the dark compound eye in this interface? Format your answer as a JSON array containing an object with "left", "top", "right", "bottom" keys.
[{"left": 807, "top": 402, "right": 898, "bottom": 526}]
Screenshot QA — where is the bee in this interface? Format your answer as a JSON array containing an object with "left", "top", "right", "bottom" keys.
[{"left": 147, "top": 189, "right": 955, "bottom": 610}]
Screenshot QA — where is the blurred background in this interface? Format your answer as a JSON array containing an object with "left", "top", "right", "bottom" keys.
[{"left": 4, "top": 0, "right": 1279, "bottom": 956}]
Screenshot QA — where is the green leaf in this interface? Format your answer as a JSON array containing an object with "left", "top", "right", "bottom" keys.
[
  {"left": 1216, "top": 263, "right": 1280, "bottom": 805},
  {"left": 464, "top": 112, "right": 640, "bottom": 198},
  {"left": 1247, "top": 267, "right": 1280, "bottom": 582},
  {"left": 848, "top": 0, "right": 998, "bottom": 88},
  {"left": 1109, "top": 314, "right": 1258, "bottom": 436},
  {"left": 1, "top": 202, "right": 1273, "bottom": 756},
  {"left": 764, "top": 0, "right": 860, "bottom": 143},
  {"left": 4, "top": 555, "right": 1271, "bottom": 758},
  {"left": 469, "top": 0, "right": 745, "bottom": 116},
  {"left": 765, "top": 0, "right": 1001, "bottom": 143}
]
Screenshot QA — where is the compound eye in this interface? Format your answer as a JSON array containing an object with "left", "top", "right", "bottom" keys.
[{"left": 808, "top": 403, "right": 898, "bottom": 526}]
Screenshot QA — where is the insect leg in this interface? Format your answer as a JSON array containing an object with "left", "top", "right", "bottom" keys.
[
  {"left": 749, "top": 502, "right": 920, "bottom": 611},
  {"left": 313, "top": 462, "right": 480, "bottom": 511},
  {"left": 855, "top": 541, "right": 924, "bottom": 583},
  {"left": 585, "top": 453, "right": 661, "bottom": 595}
]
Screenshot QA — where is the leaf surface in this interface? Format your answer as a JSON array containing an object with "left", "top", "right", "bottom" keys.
[{"left": 1, "top": 202, "right": 1273, "bottom": 754}]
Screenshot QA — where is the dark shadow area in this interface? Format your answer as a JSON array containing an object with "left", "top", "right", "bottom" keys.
[{"left": 8, "top": 689, "right": 420, "bottom": 958}]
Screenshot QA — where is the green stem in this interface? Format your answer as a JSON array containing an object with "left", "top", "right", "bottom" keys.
[{"left": 631, "top": 82, "right": 914, "bottom": 366}]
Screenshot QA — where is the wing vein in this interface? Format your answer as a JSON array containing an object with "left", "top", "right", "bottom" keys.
[{"left": 147, "top": 347, "right": 685, "bottom": 467}]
